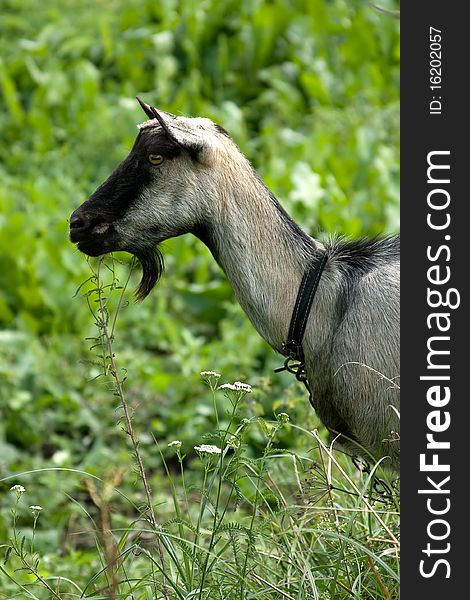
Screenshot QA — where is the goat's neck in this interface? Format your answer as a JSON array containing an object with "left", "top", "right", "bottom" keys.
[{"left": 198, "top": 177, "right": 324, "bottom": 351}]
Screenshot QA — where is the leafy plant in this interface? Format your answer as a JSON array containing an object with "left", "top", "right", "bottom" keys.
[{"left": 1, "top": 0, "right": 399, "bottom": 597}]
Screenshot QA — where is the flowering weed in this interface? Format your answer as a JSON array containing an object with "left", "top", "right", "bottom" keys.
[{"left": 1, "top": 258, "right": 399, "bottom": 600}]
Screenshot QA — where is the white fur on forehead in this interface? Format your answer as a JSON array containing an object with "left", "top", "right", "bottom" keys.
[
  {"left": 137, "top": 113, "right": 218, "bottom": 135},
  {"left": 137, "top": 111, "right": 229, "bottom": 163}
]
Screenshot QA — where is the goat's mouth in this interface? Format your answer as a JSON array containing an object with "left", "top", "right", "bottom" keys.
[
  {"left": 70, "top": 215, "right": 164, "bottom": 300},
  {"left": 72, "top": 236, "right": 118, "bottom": 257},
  {"left": 70, "top": 221, "right": 121, "bottom": 256}
]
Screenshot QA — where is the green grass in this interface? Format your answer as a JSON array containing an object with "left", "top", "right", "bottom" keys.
[
  {"left": 1, "top": 258, "right": 399, "bottom": 598},
  {"left": 1, "top": 0, "right": 400, "bottom": 597}
]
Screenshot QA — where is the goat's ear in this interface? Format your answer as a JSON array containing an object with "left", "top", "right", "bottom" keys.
[{"left": 136, "top": 97, "right": 204, "bottom": 160}]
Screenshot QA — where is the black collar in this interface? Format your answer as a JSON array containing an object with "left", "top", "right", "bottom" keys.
[{"left": 281, "top": 249, "right": 328, "bottom": 363}]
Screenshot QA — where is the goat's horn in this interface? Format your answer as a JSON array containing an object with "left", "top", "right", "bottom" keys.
[
  {"left": 136, "top": 96, "right": 184, "bottom": 149},
  {"left": 136, "top": 96, "right": 156, "bottom": 119}
]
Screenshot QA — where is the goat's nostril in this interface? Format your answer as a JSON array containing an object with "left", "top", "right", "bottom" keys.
[
  {"left": 69, "top": 214, "right": 86, "bottom": 229},
  {"left": 69, "top": 215, "right": 84, "bottom": 229}
]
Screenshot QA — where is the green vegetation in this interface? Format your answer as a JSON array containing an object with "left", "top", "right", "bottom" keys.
[{"left": 1, "top": 0, "right": 399, "bottom": 597}]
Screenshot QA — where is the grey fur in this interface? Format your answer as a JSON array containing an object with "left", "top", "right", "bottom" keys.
[{"left": 70, "top": 103, "right": 400, "bottom": 470}]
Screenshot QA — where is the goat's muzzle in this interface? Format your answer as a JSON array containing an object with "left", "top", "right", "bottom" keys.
[
  {"left": 69, "top": 207, "right": 115, "bottom": 256},
  {"left": 69, "top": 204, "right": 164, "bottom": 301}
]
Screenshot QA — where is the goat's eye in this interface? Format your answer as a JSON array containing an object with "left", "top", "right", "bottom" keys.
[{"left": 148, "top": 153, "right": 164, "bottom": 165}]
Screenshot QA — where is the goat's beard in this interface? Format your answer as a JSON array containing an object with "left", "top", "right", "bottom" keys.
[{"left": 132, "top": 245, "right": 165, "bottom": 302}]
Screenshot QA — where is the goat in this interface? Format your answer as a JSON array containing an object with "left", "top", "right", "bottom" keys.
[{"left": 69, "top": 99, "right": 400, "bottom": 470}]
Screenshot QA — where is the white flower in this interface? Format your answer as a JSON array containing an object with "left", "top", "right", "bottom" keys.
[
  {"left": 200, "top": 371, "right": 221, "bottom": 378},
  {"left": 10, "top": 485, "right": 26, "bottom": 495},
  {"left": 234, "top": 381, "right": 252, "bottom": 393},
  {"left": 29, "top": 505, "right": 42, "bottom": 516},
  {"left": 218, "top": 381, "right": 252, "bottom": 393},
  {"left": 276, "top": 412, "right": 290, "bottom": 424},
  {"left": 218, "top": 383, "right": 237, "bottom": 391},
  {"left": 168, "top": 440, "right": 182, "bottom": 449},
  {"left": 194, "top": 444, "right": 222, "bottom": 456}
]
